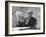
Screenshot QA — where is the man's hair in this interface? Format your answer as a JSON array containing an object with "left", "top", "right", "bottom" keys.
[{"left": 28, "top": 11, "right": 33, "bottom": 15}]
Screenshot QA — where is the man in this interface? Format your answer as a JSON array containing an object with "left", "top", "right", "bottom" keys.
[{"left": 25, "top": 11, "right": 37, "bottom": 29}]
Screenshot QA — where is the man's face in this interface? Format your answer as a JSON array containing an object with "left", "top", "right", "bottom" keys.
[
  {"left": 28, "top": 12, "right": 33, "bottom": 18},
  {"left": 25, "top": 12, "right": 33, "bottom": 20},
  {"left": 28, "top": 13, "right": 31, "bottom": 18}
]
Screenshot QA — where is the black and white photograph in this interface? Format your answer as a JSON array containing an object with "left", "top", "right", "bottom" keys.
[
  {"left": 5, "top": 1, "right": 45, "bottom": 36},
  {"left": 12, "top": 7, "right": 40, "bottom": 31}
]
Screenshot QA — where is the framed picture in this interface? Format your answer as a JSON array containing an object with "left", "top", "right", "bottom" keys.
[{"left": 5, "top": 1, "right": 45, "bottom": 36}]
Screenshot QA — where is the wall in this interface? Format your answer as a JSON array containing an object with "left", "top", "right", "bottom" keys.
[{"left": 0, "top": 0, "right": 46, "bottom": 37}]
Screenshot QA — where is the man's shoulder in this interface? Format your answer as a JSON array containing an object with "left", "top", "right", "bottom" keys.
[{"left": 30, "top": 17, "right": 37, "bottom": 21}]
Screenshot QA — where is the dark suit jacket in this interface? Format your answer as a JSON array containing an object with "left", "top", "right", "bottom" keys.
[
  {"left": 27, "top": 17, "right": 37, "bottom": 28},
  {"left": 16, "top": 17, "right": 37, "bottom": 28}
]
